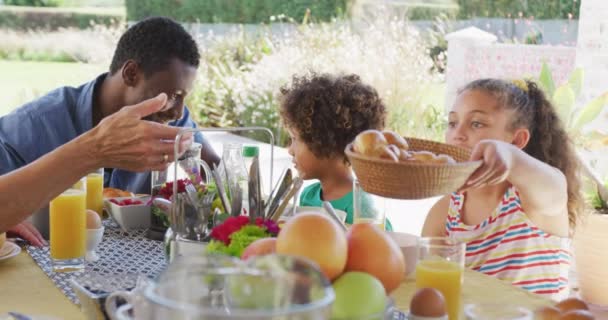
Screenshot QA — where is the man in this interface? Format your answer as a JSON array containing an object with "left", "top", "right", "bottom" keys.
[
  {"left": 0, "top": 17, "right": 220, "bottom": 242},
  {"left": 0, "top": 94, "right": 190, "bottom": 245}
]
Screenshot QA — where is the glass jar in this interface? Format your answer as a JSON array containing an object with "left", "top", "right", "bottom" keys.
[{"left": 222, "top": 143, "right": 249, "bottom": 216}]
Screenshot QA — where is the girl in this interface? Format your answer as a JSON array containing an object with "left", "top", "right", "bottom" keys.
[
  {"left": 279, "top": 73, "right": 393, "bottom": 230},
  {"left": 422, "top": 79, "right": 583, "bottom": 299}
]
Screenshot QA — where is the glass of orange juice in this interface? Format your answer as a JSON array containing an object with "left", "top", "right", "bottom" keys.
[
  {"left": 352, "top": 179, "right": 386, "bottom": 229},
  {"left": 415, "top": 237, "right": 465, "bottom": 320},
  {"left": 50, "top": 176, "right": 87, "bottom": 272},
  {"left": 86, "top": 168, "right": 104, "bottom": 218}
]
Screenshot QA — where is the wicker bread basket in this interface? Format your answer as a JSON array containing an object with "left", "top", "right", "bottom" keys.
[{"left": 346, "top": 137, "right": 482, "bottom": 199}]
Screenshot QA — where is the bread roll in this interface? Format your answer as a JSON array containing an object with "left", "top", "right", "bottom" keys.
[
  {"left": 0, "top": 232, "right": 5, "bottom": 250},
  {"left": 383, "top": 131, "right": 408, "bottom": 150},
  {"left": 379, "top": 145, "right": 400, "bottom": 162},
  {"left": 398, "top": 149, "right": 413, "bottom": 161},
  {"left": 353, "top": 130, "right": 388, "bottom": 155},
  {"left": 408, "top": 151, "right": 436, "bottom": 162},
  {"left": 432, "top": 154, "right": 457, "bottom": 164},
  {"left": 103, "top": 187, "right": 133, "bottom": 198}
]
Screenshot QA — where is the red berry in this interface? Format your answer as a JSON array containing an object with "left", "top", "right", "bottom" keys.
[{"left": 110, "top": 199, "right": 119, "bottom": 205}]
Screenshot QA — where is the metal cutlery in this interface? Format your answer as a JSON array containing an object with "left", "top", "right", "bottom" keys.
[
  {"left": 211, "top": 163, "right": 231, "bottom": 215},
  {"left": 248, "top": 156, "right": 262, "bottom": 223},
  {"left": 265, "top": 168, "right": 293, "bottom": 219},
  {"left": 227, "top": 172, "right": 242, "bottom": 217},
  {"left": 322, "top": 201, "right": 348, "bottom": 232},
  {"left": 270, "top": 178, "right": 303, "bottom": 222}
]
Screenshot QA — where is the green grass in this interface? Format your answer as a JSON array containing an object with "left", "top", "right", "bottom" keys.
[{"left": 0, "top": 60, "right": 105, "bottom": 116}]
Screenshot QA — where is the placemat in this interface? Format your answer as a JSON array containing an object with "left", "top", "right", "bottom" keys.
[{"left": 26, "top": 219, "right": 166, "bottom": 304}]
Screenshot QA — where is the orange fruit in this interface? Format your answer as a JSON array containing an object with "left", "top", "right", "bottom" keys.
[
  {"left": 556, "top": 298, "right": 589, "bottom": 313},
  {"left": 558, "top": 310, "right": 595, "bottom": 320},
  {"left": 535, "top": 306, "right": 562, "bottom": 320},
  {"left": 345, "top": 223, "right": 406, "bottom": 293},
  {"left": 276, "top": 212, "right": 347, "bottom": 280}
]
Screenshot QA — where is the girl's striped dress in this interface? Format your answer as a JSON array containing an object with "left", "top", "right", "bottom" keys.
[{"left": 445, "top": 186, "right": 570, "bottom": 300}]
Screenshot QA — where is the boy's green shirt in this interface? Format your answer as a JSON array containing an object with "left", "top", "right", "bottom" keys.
[{"left": 299, "top": 182, "right": 393, "bottom": 231}]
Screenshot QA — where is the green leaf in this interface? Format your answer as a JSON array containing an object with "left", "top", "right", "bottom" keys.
[
  {"left": 553, "top": 85, "right": 576, "bottom": 127},
  {"left": 568, "top": 68, "right": 584, "bottom": 98},
  {"left": 572, "top": 92, "right": 608, "bottom": 131},
  {"left": 538, "top": 61, "right": 555, "bottom": 97}
]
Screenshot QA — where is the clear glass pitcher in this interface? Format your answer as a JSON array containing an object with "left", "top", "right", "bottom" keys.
[
  {"left": 222, "top": 142, "right": 249, "bottom": 216},
  {"left": 169, "top": 142, "right": 214, "bottom": 241},
  {"left": 105, "top": 254, "right": 335, "bottom": 320}
]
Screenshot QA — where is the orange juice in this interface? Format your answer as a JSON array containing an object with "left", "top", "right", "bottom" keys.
[
  {"left": 416, "top": 259, "right": 463, "bottom": 320},
  {"left": 50, "top": 189, "right": 86, "bottom": 260},
  {"left": 86, "top": 173, "right": 104, "bottom": 217},
  {"left": 353, "top": 217, "right": 385, "bottom": 230}
]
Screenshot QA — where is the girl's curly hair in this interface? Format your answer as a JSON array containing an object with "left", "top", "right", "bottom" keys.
[
  {"left": 280, "top": 73, "right": 387, "bottom": 162},
  {"left": 462, "top": 78, "right": 583, "bottom": 229}
]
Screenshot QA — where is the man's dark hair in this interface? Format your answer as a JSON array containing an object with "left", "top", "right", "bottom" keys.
[{"left": 109, "top": 16, "right": 200, "bottom": 76}]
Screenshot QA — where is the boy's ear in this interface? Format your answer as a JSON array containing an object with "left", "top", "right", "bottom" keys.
[
  {"left": 121, "top": 60, "right": 140, "bottom": 87},
  {"left": 511, "top": 128, "right": 530, "bottom": 149}
]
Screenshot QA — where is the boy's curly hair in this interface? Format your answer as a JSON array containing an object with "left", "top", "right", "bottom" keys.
[{"left": 280, "top": 73, "right": 387, "bottom": 162}]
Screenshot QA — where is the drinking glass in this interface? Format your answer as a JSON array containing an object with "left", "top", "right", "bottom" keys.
[
  {"left": 86, "top": 168, "right": 104, "bottom": 218},
  {"left": 50, "top": 176, "right": 87, "bottom": 272},
  {"left": 353, "top": 179, "right": 386, "bottom": 229},
  {"left": 415, "top": 237, "right": 465, "bottom": 320}
]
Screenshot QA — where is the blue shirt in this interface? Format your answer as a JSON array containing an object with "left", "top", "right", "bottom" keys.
[{"left": 0, "top": 73, "right": 207, "bottom": 194}]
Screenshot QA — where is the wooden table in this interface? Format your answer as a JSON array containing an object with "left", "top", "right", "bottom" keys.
[
  {"left": 390, "top": 269, "right": 552, "bottom": 317},
  {"left": 0, "top": 249, "right": 83, "bottom": 319},
  {"left": 2, "top": 244, "right": 607, "bottom": 319}
]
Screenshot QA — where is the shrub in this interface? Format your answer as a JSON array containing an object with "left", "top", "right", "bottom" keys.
[
  {"left": 125, "top": 0, "right": 348, "bottom": 24},
  {"left": 456, "top": 0, "right": 580, "bottom": 19},
  {"left": 5, "top": 0, "right": 62, "bottom": 6},
  {"left": 0, "top": 6, "right": 124, "bottom": 30},
  {"left": 187, "top": 13, "right": 444, "bottom": 145},
  {"left": 0, "top": 24, "right": 121, "bottom": 63}
]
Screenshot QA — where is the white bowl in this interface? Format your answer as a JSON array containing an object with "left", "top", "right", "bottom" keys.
[
  {"left": 279, "top": 206, "right": 348, "bottom": 224},
  {"left": 386, "top": 231, "right": 418, "bottom": 278},
  {"left": 105, "top": 197, "right": 151, "bottom": 231}
]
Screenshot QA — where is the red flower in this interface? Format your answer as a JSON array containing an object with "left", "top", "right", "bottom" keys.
[
  {"left": 157, "top": 179, "right": 189, "bottom": 200},
  {"left": 210, "top": 216, "right": 250, "bottom": 245}
]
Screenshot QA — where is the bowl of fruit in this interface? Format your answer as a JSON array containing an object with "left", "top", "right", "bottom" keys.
[{"left": 105, "top": 197, "right": 151, "bottom": 231}]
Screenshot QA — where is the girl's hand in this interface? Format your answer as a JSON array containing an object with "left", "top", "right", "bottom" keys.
[{"left": 461, "top": 140, "right": 516, "bottom": 191}]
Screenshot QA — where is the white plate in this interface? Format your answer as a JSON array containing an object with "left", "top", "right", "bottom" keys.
[{"left": 0, "top": 241, "right": 21, "bottom": 261}]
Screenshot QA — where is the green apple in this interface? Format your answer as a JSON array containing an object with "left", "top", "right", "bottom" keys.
[
  {"left": 226, "top": 273, "right": 289, "bottom": 309},
  {"left": 331, "top": 272, "right": 387, "bottom": 319}
]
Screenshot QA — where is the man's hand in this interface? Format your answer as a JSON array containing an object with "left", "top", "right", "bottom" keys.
[{"left": 84, "top": 93, "right": 193, "bottom": 172}]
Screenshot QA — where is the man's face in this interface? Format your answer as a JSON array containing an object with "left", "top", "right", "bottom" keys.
[{"left": 126, "top": 58, "right": 197, "bottom": 124}]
